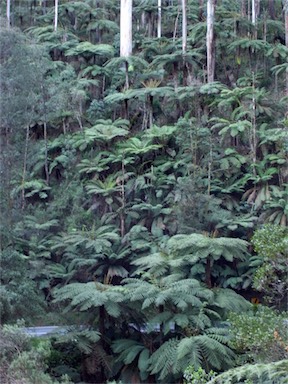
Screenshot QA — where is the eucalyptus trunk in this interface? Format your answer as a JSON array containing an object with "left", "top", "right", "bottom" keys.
[
  {"left": 54, "top": 0, "right": 58, "bottom": 32},
  {"left": 120, "top": 0, "right": 133, "bottom": 57},
  {"left": 21, "top": 126, "right": 30, "bottom": 210},
  {"left": 206, "top": 0, "right": 216, "bottom": 83},
  {"left": 241, "top": 0, "right": 246, "bottom": 17},
  {"left": 157, "top": 0, "right": 162, "bottom": 38},
  {"left": 251, "top": 0, "right": 260, "bottom": 39},
  {"left": 182, "top": 0, "right": 187, "bottom": 54},
  {"left": 6, "top": 0, "right": 11, "bottom": 28}
]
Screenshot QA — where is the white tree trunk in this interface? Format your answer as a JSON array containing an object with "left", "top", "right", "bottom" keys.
[
  {"left": 120, "top": 0, "right": 133, "bottom": 57},
  {"left": 54, "top": 0, "right": 59, "bottom": 32},
  {"left": 182, "top": 0, "right": 187, "bottom": 53},
  {"left": 251, "top": 0, "right": 256, "bottom": 25},
  {"left": 206, "top": 0, "right": 216, "bottom": 83},
  {"left": 7, "top": 0, "right": 11, "bottom": 28},
  {"left": 157, "top": 0, "right": 162, "bottom": 38}
]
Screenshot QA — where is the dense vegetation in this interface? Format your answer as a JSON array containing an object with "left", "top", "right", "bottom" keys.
[{"left": 0, "top": 0, "right": 287, "bottom": 383}]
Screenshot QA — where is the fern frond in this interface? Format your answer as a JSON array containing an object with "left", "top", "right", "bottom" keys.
[
  {"left": 212, "top": 288, "right": 251, "bottom": 312},
  {"left": 207, "top": 359, "right": 288, "bottom": 384},
  {"left": 53, "top": 282, "right": 124, "bottom": 317},
  {"left": 177, "top": 335, "right": 235, "bottom": 372},
  {"left": 149, "top": 338, "right": 179, "bottom": 381}
]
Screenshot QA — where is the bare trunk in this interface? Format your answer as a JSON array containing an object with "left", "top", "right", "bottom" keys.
[
  {"left": 173, "top": 5, "right": 180, "bottom": 41},
  {"left": 241, "top": 0, "right": 246, "bottom": 17},
  {"left": 21, "top": 126, "right": 30, "bottom": 210},
  {"left": 120, "top": 160, "right": 126, "bottom": 238},
  {"left": 199, "top": 0, "right": 204, "bottom": 20},
  {"left": 268, "top": 0, "right": 275, "bottom": 19},
  {"left": 251, "top": 0, "right": 256, "bottom": 25},
  {"left": 54, "top": 0, "right": 58, "bottom": 32},
  {"left": 206, "top": 0, "right": 216, "bottom": 83},
  {"left": 124, "top": 61, "right": 129, "bottom": 90},
  {"left": 44, "top": 121, "right": 49, "bottom": 184},
  {"left": 252, "top": 0, "right": 260, "bottom": 39},
  {"left": 251, "top": 73, "right": 257, "bottom": 168},
  {"left": 285, "top": 1, "right": 288, "bottom": 100},
  {"left": 148, "top": 95, "right": 153, "bottom": 128},
  {"left": 205, "top": 257, "right": 212, "bottom": 288},
  {"left": 6, "top": 0, "right": 11, "bottom": 28},
  {"left": 120, "top": 0, "right": 133, "bottom": 57},
  {"left": 157, "top": 0, "right": 162, "bottom": 38},
  {"left": 182, "top": 0, "right": 187, "bottom": 54}
]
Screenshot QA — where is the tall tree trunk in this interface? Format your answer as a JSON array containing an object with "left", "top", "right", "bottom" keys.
[
  {"left": 54, "top": 0, "right": 59, "bottom": 32},
  {"left": 44, "top": 121, "right": 49, "bottom": 185},
  {"left": 21, "top": 126, "right": 30, "bottom": 210},
  {"left": 251, "top": 0, "right": 256, "bottom": 25},
  {"left": 268, "top": 0, "right": 275, "bottom": 19},
  {"left": 6, "top": 0, "right": 11, "bottom": 28},
  {"left": 157, "top": 0, "right": 162, "bottom": 38},
  {"left": 206, "top": 0, "right": 216, "bottom": 83},
  {"left": 285, "top": 0, "right": 288, "bottom": 100},
  {"left": 241, "top": 0, "right": 246, "bottom": 17},
  {"left": 252, "top": 0, "right": 260, "bottom": 38},
  {"left": 182, "top": 0, "right": 187, "bottom": 54},
  {"left": 120, "top": 0, "right": 133, "bottom": 57},
  {"left": 173, "top": 4, "right": 180, "bottom": 41},
  {"left": 199, "top": 0, "right": 204, "bottom": 20}
]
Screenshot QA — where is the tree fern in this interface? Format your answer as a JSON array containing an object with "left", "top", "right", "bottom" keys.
[
  {"left": 65, "top": 42, "right": 114, "bottom": 58},
  {"left": 177, "top": 334, "right": 235, "bottom": 373},
  {"left": 207, "top": 359, "right": 288, "bottom": 384},
  {"left": 148, "top": 338, "right": 179, "bottom": 381},
  {"left": 53, "top": 282, "right": 124, "bottom": 317}
]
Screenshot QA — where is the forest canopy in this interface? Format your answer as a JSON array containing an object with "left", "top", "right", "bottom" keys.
[{"left": 0, "top": 0, "right": 287, "bottom": 383}]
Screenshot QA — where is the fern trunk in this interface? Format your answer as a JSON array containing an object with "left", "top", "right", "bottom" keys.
[{"left": 205, "top": 257, "right": 212, "bottom": 288}]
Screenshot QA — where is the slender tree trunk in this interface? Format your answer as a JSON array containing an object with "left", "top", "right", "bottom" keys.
[
  {"left": 182, "top": 0, "right": 187, "bottom": 54},
  {"left": 252, "top": 0, "right": 260, "bottom": 39},
  {"left": 268, "top": 0, "right": 275, "bottom": 19},
  {"left": 124, "top": 61, "right": 129, "bottom": 90},
  {"left": 173, "top": 4, "right": 180, "bottom": 41},
  {"left": 199, "top": 0, "right": 204, "bottom": 20},
  {"left": 21, "top": 126, "right": 30, "bottom": 210},
  {"left": 157, "top": 0, "right": 162, "bottom": 38},
  {"left": 251, "top": 72, "right": 257, "bottom": 169},
  {"left": 54, "top": 0, "right": 59, "bottom": 32},
  {"left": 120, "top": 0, "right": 133, "bottom": 57},
  {"left": 44, "top": 121, "right": 49, "bottom": 184},
  {"left": 251, "top": 0, "right": 256, "bottom": 25},
  {"left": 206, "top": 0, "right": 216, "bottom": 83},
  {"left": 6, "top": 0, "right": 11, "bottom": 28},
  {"left": 120, "top": 160, "right": 126, "bottom": 238},
  {"left": 205, "top": 257, "right": 212, "bottom": 288},
  {"left": 285, "top": 0, "right": 288, "bottom": 100},
  {"left": 148, "top": 95, "right": 153, "bottom": 128},
  {"left": 41, "top": 85, "right": 50, "bottom": 184},
  {"left": 241, "top": 0, "right": 246, "bottom": 17}
]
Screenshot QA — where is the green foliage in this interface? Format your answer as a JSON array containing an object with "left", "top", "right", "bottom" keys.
[
  {"left": 0, "top": 324, "right": 69, "bottom": 384},
  {"left": 207, "top": 359, "right": 288, "bottom": 384},
  {"left": 1, "top": 1, "right": 288, "bottom": 382},
  {"left": 65, "top": 42, "right": 115, "bottom": 58},
  {"left": 183, "top": 366, "right": 217, "bottom": 384},
  {"left": 250, "top": 225, "right": 288, "bottom": 307},
  {"left": 228, "top": 306, "right": 288, "bottom": 364},
  {"left": 0, "top": 249, "right": 47, "bottom": 324},
  {"left": 53, "top": 282, "right": 124, "bottom": 317},
  {"left": 251, "top": 224, "right": 287, "bottom": 258}
]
